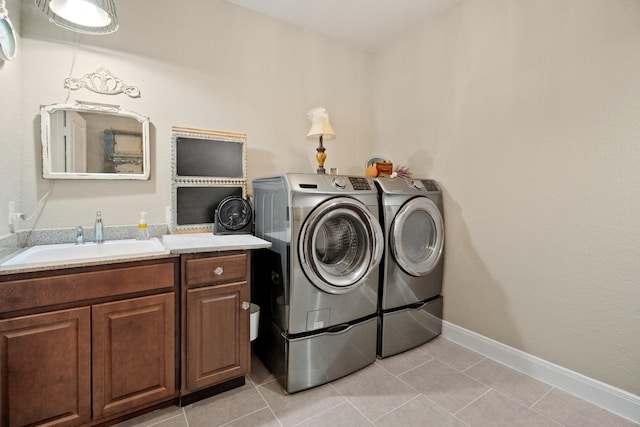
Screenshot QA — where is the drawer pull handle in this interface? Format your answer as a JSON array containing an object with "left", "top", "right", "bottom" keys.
[
  {"left": 213, "top": 266, "right": 224, "bottom": 275},
  {"left": 241, "top": 302, "right": 250, "bottom": 310}
]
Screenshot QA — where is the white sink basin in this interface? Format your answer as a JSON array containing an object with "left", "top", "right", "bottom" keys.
[{"left": 0, "top": 238, "right": 169, "bottom": 268}]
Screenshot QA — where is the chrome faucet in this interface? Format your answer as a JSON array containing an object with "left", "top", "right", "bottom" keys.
[
  {"left": 94, "top": 211, "right": 104, "bottom": 244},
  {"left": 75, "top": 226, "right": 85, "bottom": 245}
]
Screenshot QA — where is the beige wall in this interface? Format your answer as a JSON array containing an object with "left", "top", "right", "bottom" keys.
[
  {"left": 371, "top": 0, "right": 640, "bottom": 395},
  {"left": 9, "top": 0, "right": 371, "bottom": 231},
  {"left": 3, "top": 0, "right": 639, "bottom": 399},
  {"left": 0, "top": 0, "right": 21, "bottom": 234}
]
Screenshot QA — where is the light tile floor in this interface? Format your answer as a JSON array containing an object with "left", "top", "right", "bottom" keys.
[{"left": 114, "top": 337, "right": 638, "bottom": 427}]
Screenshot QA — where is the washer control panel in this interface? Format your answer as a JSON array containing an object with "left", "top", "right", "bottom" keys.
[
  {"left": 292, "top": 174, "right": 374, "bottom": 192},
  {"left": 348, "top": 177, "right": 372, "bottom": 191}
]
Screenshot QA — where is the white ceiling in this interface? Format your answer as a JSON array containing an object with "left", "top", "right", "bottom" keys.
[{"left": 225, "top": 0, "right": 458, "bottom": 51}]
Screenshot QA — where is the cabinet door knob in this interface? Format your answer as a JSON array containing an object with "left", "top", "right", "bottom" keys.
[
  {"left": 241, "top": 302, "right": 250, "bottom": 310},
  {"left": 213, "top": 266, "right": 224, "bottom": 275}
]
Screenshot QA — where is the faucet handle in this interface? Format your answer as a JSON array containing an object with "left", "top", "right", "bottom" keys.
[{"left": 76, "top": 226, "right": 85, "bottom": 245}]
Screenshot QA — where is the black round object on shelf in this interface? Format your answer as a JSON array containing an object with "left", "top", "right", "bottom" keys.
[{"left": 214, "top": 196, "right": 252, "bottom": 235}]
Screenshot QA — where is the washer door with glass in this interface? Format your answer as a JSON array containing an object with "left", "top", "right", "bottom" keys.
[
  {"left": 390, "top": 197, "right": 444, "bottom": 277},
  {"left": 299, "top": 197, "right": 384, "bottom": 294}
]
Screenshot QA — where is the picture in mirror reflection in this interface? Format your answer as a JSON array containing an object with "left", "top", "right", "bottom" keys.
[{"left": 48, "top": 110, "right": 143, "bottom": 174}]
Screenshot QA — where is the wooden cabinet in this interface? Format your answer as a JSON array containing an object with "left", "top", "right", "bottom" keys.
[
  {"left": 0, "top": 258, "right": 178, "bottom": 427},
  {"left": 181, "top": 252, "right": 250, "bottom": 397},
  {"left": 92, "top": 293, "right": 175, "bottom": 419},
  {"left": 0, "top": 308, "right": 91, "bottom": 427}
]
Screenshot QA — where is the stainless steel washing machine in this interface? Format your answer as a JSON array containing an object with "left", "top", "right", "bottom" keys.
[
  {"left": 252, "top": 173, "right": 384, "bottom": 392},
  {"left": 375, "top": 177, "right": 445, "bottom": 358}
]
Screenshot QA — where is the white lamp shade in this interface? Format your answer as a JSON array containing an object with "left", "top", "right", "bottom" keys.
[
  {"left": 35, "top": 0, "right": 119, "bottom": 34},
  {"left": 306, "top": 107, "right": 336, "bottom": 139}
]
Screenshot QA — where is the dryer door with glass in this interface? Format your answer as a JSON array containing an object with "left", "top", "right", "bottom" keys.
[
  {"left": 390, "top": 197, "right": 444, "bottom": 277},
  {"left": 299, "top": 197, "right": 383, "bottom": 294}
]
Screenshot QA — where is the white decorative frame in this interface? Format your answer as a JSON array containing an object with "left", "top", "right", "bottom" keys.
[
  {"left": 64, "top": 67, "right": 141, "bottom": 98},
  {"left": 170, "top": 182, "right": 247, "bottom": 233},
  {"left": 170, "top": 126, "right": 247, "bottom": 183},
  {"left": 41, "top": 102, "right": 150, "bottom": 180},
  {"left": 170, "top": 126, "right": 248, "bottom": 233}
]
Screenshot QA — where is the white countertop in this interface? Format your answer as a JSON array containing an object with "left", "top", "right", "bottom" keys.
[
  {"left": 161, "top": 233, "right": 271, "bottom": 254},
  {"left": 0, "top": 234, "right": 271, "bottom": 275}
]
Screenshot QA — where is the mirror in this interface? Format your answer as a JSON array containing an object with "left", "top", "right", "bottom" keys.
[{"left": 41, "top": 102, "right": 150, "bottom": 180}]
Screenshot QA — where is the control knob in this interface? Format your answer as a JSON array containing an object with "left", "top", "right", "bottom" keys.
[
  {"left": 332, "top": 176, "right": 347, "bottom": 189},
  {"left": 410, "top": 180, "right": 424, "bottom": 191}
]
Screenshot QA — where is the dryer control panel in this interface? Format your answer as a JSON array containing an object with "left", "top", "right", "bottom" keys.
[
  {"left": 421, "top": 179, "right": 439, "bottom": 192},
  {"left": 375, "top": 177, "right": 440, "bottom": 195},
  {"left": 410, "top": 179, "right": 439, "bottom": 192}
]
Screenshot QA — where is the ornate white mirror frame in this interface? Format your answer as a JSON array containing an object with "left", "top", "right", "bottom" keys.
[{"left": 41, "top": 102, "right": 150, "bottom": 180}]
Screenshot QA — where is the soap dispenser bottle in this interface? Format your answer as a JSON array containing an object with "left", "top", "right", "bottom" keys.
[
  {"left": 94, "top": 211, "right": 104, "bottom": 244},
  {"left": 136, "top": 211, "right": 150, "bottom": 240}
]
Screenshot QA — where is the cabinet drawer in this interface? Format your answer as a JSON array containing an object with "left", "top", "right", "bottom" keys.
[
  {"left": 184, "top": 253, "right": 247, "bottom": 287},
  {"left": 0, "top": 260, "right": 177, "bottom": 315}
]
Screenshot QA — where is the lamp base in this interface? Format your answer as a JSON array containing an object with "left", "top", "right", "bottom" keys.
[{"left": 316, "top": 138, "right": 326, "bottom": 174}]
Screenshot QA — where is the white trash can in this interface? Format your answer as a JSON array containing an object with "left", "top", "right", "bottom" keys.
[{"left": 250, "top": 303, "right": 260, "bottom": 341}]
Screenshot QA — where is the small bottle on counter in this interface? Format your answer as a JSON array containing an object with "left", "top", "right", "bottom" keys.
[
  {"left": 136, "top": 211, "right": 150, "bottom": 240},
  {"left": 94, "top": 211, "right": 104, "bottom": 244}
]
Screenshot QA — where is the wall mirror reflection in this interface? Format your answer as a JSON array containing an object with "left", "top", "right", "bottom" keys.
[{"left": 41, "top": 102, "right": 150, "bottom": 179}]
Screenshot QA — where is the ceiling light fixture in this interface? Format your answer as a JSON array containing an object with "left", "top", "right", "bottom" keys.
[{"left": 35, "top": 0, "right": 119, "bottom": 35}]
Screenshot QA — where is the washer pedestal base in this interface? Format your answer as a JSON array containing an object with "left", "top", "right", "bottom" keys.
[
  {"left": 256, "top": 316, "right": 377, "bottom": 393},
  {"left": 377, "top": 296, "right": 443, "bottom": 358}
]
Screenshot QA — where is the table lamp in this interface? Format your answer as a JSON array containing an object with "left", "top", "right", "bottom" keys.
[{"left": 306, "top": 107, "right": 335, "bottom": 174}]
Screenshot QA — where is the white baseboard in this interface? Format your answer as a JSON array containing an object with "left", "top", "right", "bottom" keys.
[{"left": 442, "top": 321, "right": 640, "bottom": 424}]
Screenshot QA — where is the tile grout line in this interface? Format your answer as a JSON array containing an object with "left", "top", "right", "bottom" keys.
[
  {"left": 481, "top": 387, "right": 567, "bottom": 427},
  {"left": 324, "top": 382, "right": 376, "bottom": 425},
  {"left": 392, "top": 363, "right": 463, "bottom": 417},
  {"left": 357, "top": 361, "right": 431, "bottom": 423},
  {"left": 290, "top": 400, "right": 375, "bottom": 427},
  {"left": 142, "top": 413, "right": 187, "bottom": 427},
  {"left": 374, "top": 355, "right": 435, "bottom": 377},
  {"left": 457, "top": 358, "right": 558, "bottom": 412},
  {"left": 453, "top": 388, "right": 493, "bottom": 416},
  {"left": 253, "top": 382, "right": 285, "bottom": 427},
  {"left": 529, "top": 385, "right": 556, "bottom": 408},
  {"left": 370, "top": 394, "right": 422, "bottom": 423},
  {"left": 182, "top": 407, "right": 190, "bottom": 427},
  {"left": 391, "top": 368, "right": 474, "bottom": 427},
  {"left": 218, "top": 407, "right": 272, "bottom": 427},
  {"left": 503, "top": 386, "right": 569, "bottom": 427},
  {"left": 459, "top": 355, "right": 488, "bottom": 374}
]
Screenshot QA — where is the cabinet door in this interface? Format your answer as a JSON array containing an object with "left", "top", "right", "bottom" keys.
[
  {"left": 92, "top": 293, "right": 175, "bottom": 419},
  {"left": 185, "top": 281, "right": 249, "bottom": 392},
  {"left": 0, "top": 307, "right": 91, "bottom": 427}
]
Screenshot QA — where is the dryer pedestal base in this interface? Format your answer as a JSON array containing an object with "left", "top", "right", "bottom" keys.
[
  {"left": 255, "top": 316, "right": 377, "bottom": 393},
  {"left": 377, "top": 295, "right": 443, "bottom": 358}
]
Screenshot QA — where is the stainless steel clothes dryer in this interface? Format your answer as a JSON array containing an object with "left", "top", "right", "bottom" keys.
[
  {"left": 252, "top": 173, "right": 384, "bottom": 392},
  {"left": 374, "top": 177, "right": 445, "bottom": 358}
]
